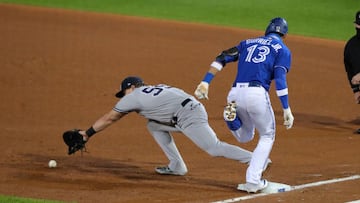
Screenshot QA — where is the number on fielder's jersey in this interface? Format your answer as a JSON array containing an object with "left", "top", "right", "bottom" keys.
[
  {"left": 142, "top": 87, "right": 163, "bottom": 96},
  {"left": 245, "top": 45, "right": 270, "bottom": 63},
  {"left": 141, "top": 85, "right": 172, "bottom": 96}
]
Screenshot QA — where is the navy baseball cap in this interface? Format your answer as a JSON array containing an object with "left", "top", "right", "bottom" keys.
[
  {"left": 115, "top": 76, "right": 144, "bottom": 98},
  {"left": 355, "top": 11, "right": 360, "bottom": 24}
]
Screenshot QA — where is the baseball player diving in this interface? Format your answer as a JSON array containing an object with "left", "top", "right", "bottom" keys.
[
  {"left": 194, "top": 17, "right": 294, "bottom": 193},
  {"left": 63, "top": 76, "right": 271, "bottom": 179}
]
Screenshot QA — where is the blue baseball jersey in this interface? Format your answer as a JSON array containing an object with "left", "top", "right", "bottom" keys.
[{"left": 223, "top": 34, "right": 291, "bottom": 91}]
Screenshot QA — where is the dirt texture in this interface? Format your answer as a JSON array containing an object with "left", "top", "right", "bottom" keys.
[{"left": 0, "top": 4, "right": 359, "bottom": 203}]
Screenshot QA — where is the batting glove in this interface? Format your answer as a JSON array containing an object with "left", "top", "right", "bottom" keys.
[
  {"left": 283, "top": 108, "right": 294, "bottom": 130},
  {"left": 194, "top": 81, "right": 209, "bottom": 100}
]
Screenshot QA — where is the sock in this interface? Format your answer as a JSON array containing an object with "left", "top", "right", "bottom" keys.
[{"left": 225, "top": 116, "right": 242, "bottom": 131}]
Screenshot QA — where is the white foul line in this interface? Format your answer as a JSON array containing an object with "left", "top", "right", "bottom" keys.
[
  {"left": 212, "top": 175, "right": 360, "bottom": 203},
  {"left": 292, "top": 174, "right": 360, "bottom": 190},
  {"left": 344, "top": 200, "right": 360, "bottom": 203}
]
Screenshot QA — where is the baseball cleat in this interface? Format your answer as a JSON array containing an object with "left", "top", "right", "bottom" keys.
[
  {"left": 354, "top": 128, "right": 360, "bottom": 134},
  {"left": 224, "top": 101, "right": 237, "bottom": 121},
  {"left": 155, "top": 166, "right": 185, "bottom": 176},
  {"left": 237, "top": 179, "right": 269, "bottom": 193}
]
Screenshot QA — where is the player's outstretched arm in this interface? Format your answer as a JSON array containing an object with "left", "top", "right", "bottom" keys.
[
  {"left": 80, "top": 110, "right": 126, "bottom": 140},
  {"left": 194, "top": 67, "right": 219, "bottom": 100},
  {"left": 195, "top": 47, "right": 239, "bottom": 100}
]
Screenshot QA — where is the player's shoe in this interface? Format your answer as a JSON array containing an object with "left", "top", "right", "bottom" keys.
[
  {"left": 224, "top": 101, "right": 242, "bottom": 131},
  {"left": 224, "top": 101, "right": 237, "bottom": 121},
  {"left": 354, "top": 128, "right": 360, "bottom": 134},
  {"left": 237, "top": 179, "right": 269, "bottom": 193},
  {"left": 155, "top": 166, "right": 185, "bottom": 176}
]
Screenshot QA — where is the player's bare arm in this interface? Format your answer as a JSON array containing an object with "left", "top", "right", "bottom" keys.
[
  {"left": 194, "top": 47, "right": 238, "bottom": 100},
  {"left": 80, "top": 110, "right": 126, "bottom": 140}
]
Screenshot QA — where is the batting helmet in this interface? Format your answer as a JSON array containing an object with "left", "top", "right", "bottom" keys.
[
  {"left": 115, "top": 76, "right": 144, "bottom": 98},
  {"left": 265, "top": 17, "right": 288, "bottom": 36}
]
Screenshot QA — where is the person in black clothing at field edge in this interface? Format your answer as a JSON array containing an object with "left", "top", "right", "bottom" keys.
[{"left": 344, "top": 10, "right": 360, "bottom": 134}]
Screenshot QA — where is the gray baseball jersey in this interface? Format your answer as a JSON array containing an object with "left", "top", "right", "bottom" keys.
[{"left": 113, "top": 84, "right": 195, "bottom": 124}]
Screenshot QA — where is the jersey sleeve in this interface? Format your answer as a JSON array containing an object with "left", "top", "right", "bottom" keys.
[
  {"left": 274, "top": 45, "right": 291, "bottom": 72},
  {"left": 274, "top": 44, "right": 292, "bottom": 109},
  {"left": 211, "top": 44, "right": 241, "bottom": 70},
  {"left": 113, "top": 94, "right": 142, "bottom": 113}
]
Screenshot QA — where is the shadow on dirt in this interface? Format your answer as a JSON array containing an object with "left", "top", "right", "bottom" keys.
[{"left": 7, "top": 153, "right": 236, "bottom": 191}]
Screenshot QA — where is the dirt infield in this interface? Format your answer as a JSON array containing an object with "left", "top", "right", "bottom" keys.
[{"left": 0, "top": 4, "right": 359, "bottom": 203}]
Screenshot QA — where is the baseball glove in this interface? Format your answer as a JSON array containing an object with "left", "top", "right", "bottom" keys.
[{"left": 63, "top": 129, "right": 87, "bottom": 155}]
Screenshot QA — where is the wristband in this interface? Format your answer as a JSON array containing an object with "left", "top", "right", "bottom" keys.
[
  {"left": 202, "top": 72, "right": 214, "bottom": 83},
  {"left": 279, "top": 95, "right": 289, "bottom": 109},
  {"left": 85, "top": 126, "right": 97, "bottom": 138}
]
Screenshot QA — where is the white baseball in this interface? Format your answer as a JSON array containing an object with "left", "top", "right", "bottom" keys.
[{"left": 48, "top": 160, "right": 57, "bottom": 168}]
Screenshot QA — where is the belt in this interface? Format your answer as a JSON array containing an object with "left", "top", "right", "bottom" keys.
[
  {"left": 234, "top": 81, "right": 262, "bottom": 88},
  {"left": 149, "top": 98, "right": 192, "bottom": 127},
  {"left": 181, "top": 98, "right": 192, "bottom": 107},
  {"left": 249, "top": 81, "right": 262, "bottom": 87},
  {"left": 149, "top": 119, "right": 176, "bottom": 127}
]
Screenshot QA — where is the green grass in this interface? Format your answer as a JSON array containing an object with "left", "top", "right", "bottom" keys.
[
  {"left": 0, "top": 195, "right": 67, "bottom": 203},
  {"left": 0, "top": 0, "right": 357, "bottom": 41}
]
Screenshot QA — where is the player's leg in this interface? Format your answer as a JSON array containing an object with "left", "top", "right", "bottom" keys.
[
  {"left": 177, "top": 103, "right": 252, "bottom": 164},
  {"left": 182, "top": 122, "right": 252, "bottom": 164},
  {"left": 147, "top": 121, "right": 188, "bottom": 175},
  {"left": 225, "top": 89, "right": 256, "bottom": 143},
  {"left": 245, "top": 89, "right": 275, "bottom": 185}
]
